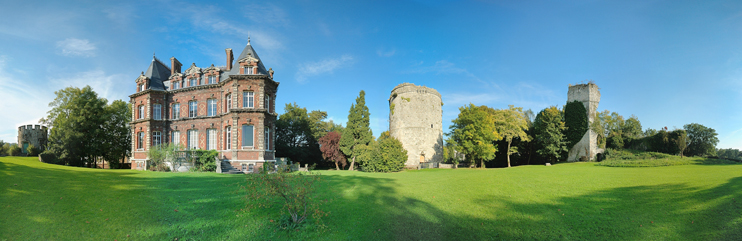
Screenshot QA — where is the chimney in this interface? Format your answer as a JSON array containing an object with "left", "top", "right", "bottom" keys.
[
  {"left": 225, "top": 48, "right": 234, "bottom": 71},
  {"left": 170, "top": 57, "right": 182, "bottom": 75}
]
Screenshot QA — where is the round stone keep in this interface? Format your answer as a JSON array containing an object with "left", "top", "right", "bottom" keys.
[{"left": 388, "top": 83, "right": 444, "bottom": 167}]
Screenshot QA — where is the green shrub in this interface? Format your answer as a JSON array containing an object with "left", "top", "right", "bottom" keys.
[
  {"left": 39, "top": 151, "right": 63, "bottom": 165},
  {"left": 8, "top": 145, "right": 22, "bottom": 156},
  {"left": 362, "top": 135, "right": 407, "bottom": 172},
  {"left": 193, "top": 149, "right": 218, "bottom": 172},
  {"left": 26, "top": 144, "right": 40, "bottom": 156}
]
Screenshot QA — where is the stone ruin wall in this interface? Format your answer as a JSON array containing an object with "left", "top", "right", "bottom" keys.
[
  {"left": 389, "top": 83, "right": 444, "bottom": 167},
  {"left": 566, "top": 83, "right": 601, "bottom": 162},
  {"left": 17, "top": 124, "right": 48, "bottom": 153}
]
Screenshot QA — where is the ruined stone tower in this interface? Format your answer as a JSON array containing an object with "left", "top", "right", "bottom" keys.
[
  {"left": 17, "top": 124, "right": 48, "bottom": 155},
  {"left": 566, "top": 83, "right": 601, "bottom": 162},
  {"left": 389, "top": 83, "right": 444, "bottom": 167}
]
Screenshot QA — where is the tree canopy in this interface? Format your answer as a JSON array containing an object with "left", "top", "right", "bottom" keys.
[
  {"left": 491, "top": 105, "right": 530, "bottom": 167},
  {"left": 275, "top": 103, "right": 322, "bottom": 167},
  {"left": 450, "top": 104, "right": 501, "bottom": 168},
  {"left": 684, "top": 123, "right": 719, "bottom": 157},
  {"left": 318, "top": 131, "right": 346, "bottom": 170},
  {"left": 534, "top": 106, "right": 568, "bottom": 163},
  {"left": 40, "top": 86, "right": 130, "bottom": 167}
]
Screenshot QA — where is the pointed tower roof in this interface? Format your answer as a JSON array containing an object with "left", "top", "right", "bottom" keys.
[
  {"left": 144, "top": 56, "right": 171, "bottom": 91},
  {"left": 229, "top": 39, "right": 269, "bottom": 75}
]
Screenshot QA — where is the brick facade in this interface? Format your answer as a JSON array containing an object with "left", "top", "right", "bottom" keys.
[{"left": 129, "top": 41, "right": 279, "bottom": 172}]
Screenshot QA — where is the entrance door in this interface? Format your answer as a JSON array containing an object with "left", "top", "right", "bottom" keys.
[
  {"left": 22, "top": 142, "right": 28, "bottom": 154},
  {"left": 420, "top": 155, "right": 425, "bottom": 163}
]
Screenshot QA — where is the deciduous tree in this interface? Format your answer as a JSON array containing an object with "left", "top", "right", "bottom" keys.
[
  {"left": 491, "top": 105, "right": 531, "bottom": 167},
  {"left": 534, "top": 106, "right": 568, "bottom": 163},
  {"left": 450, "top": 104, "right": 500, "bottom": 168},
  {"left": 684, "top": 123, "right": 719, "bottom": 157},
  {"left": 275, "top": 103, "right": 322, "bottom": 166},
  {"left": 318, "top": 131, "right": 346, "bottom": 170}
]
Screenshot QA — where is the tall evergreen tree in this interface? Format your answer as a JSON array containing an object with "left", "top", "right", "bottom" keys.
[{"left": 339, "top": 90, "right": 373, "bottom": 171}]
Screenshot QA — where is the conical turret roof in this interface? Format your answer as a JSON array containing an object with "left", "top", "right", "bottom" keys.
[
  {"left": 144, "top": 56, "right": 171, "bottom": 91},
  {"left": 229, "top": 40, "right": 269, "bottom": 75}
]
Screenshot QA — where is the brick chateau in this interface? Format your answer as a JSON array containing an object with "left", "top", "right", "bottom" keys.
[{"left": 129, "top": 39, "right": 278, "bottom": 172}]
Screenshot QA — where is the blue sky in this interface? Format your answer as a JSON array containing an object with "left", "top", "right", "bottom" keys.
[{"left": 1, "top": 0, "right": 741, "bottom": 149}]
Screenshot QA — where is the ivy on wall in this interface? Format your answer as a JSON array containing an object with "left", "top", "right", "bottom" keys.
[{"left": 564, "top": 100, "right": 588, "bottom": 150}]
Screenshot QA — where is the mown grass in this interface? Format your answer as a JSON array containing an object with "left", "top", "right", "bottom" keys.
[
  {"left": 2, "top": 156, "right": 742, "bottom": 240},
  {"left": 598, "top": 149, "right": 738, "bottom": 167}
]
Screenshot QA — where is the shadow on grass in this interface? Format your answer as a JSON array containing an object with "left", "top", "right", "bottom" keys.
[
  {"left": 313, "top": 172, "right": 742, "bottom": 240},
  {"left": 3, "top": 157, "right": 742, "bottom": 240},
  {"left": 0, "top": 158, "right": 248, "bottom": 240}
]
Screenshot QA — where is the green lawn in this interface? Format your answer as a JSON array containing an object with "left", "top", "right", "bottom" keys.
[{"left": 2, "top": 156, "right": 742, "bottom": 240}]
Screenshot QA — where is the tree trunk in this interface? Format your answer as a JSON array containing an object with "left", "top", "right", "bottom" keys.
[
  {"left": 480, "top": 158, "right": 484, "bottom": 169},
  {"left": 349, "top": 156, "right": 355, "bottom": 171},
  {"left": 507, "top": 141, "right": 512, "bottom": 168},
  {"left": 335, "top": 161, "right": 339, "bottom": 170}
]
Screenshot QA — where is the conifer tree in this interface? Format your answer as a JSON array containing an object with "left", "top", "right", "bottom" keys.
[{"left": 339, "top": 90, "right": 373, "bottom": 171}]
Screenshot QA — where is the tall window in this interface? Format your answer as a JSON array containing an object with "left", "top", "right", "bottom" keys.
[
  {"left": 242, "top": 125, "right": 253, "bottom": 147},
  {"left": 187, "top": 130, "right": 198, "bottom": 149},
  {"left": 207, "top": 129, "right": 216, "bottom": 150},
  {"left": 138, "top": 105, "right": 144, "bottom": 119},
  {"left": 189, "top": 101, "right": 198, "bottom": 117},
  {"left": 226, "top": 94, "right": 232, "bottom": 113},
  {"left": 172, "top": 131, "right": 180, "bottom": 145},
  {"left": 208, "top": 76, "right": 216, "bottom": 84},
  {"left": 153, "top": 104, "right": 162, "bottom": 120},
  {"left": 264, "top": 94, "right": 271, "bottom": 112},
  {"left": 140, "top": 84, "right": 145, "bottom": 92},
  {"left": 189, "top": 77, "right": 197, "bottom": 87},
  {"left": 207, "top": 99, "right": 217, "bottom": 117},
  {"left": 137, "top": 132, "right": 144, "bottom": 149},
  {"left": 152, "top": 131, "right": 161, "bottom": 146},
  {"left": 226, "top": 126, "right": 231, "bottom": 150},
  {"left": 172, "top": 103, "right": 180, "bottom": 119},
  {"left": 243, "top": 91, "right": 254, "bottom": 108},
  {"left": 264, "top": 127, "right": 270, "bottom": 150}
]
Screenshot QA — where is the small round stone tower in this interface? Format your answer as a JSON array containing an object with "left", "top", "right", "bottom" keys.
[
  {"left": 389, "top": 83, "right": 444, "bottom": 167},
  {"left": 566, "top": 83, "right": 601, "bottom": 162},
  {"left": 17, "top": 124, "right": 48, "bottom": 155}
]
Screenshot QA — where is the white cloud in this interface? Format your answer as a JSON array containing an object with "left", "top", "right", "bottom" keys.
[
  {"left": 51, "top": 70, "right": 130, "bottom": 102},
  {"left": 178, "top": 4, "right": 284, "bottom": 51},
  {"left": 0, "top": 56, "right": 51, "bottom": 143},
  {"left": 295, "top": 55, "right": 354, "bottom": 83},
  {"left": 56, "top": 38, "right": 96, "bottom": 57}
]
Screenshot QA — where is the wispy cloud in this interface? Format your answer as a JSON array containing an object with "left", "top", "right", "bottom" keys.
[
  {"left": 295, "top": 55, "right": 354, "bottom": 83},
  {"left": 51, "top": 70, "right": 129, "bottom": 102},
  {"left": 0, "top": 56, "right": 51, "bottom": 142},
  {"left": 404, "top": 60, "right": 485, "bottom": 85},
  {"left": 244, "top": 3, "right": 289, "bottom": 26},
  {"left": 377, "top": 48, "right": 396, "bottom": 57},
  {"left": 56, "top": 38, "right": 96, "bottom": 57},
  {"left": 177, "top": 4, "right": 284, "bottom": 51}
]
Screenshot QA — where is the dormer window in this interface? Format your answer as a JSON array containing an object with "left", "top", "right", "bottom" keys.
[
  {"left": 245, "top": 66, "right": 254, "bottom": 75},
  {"left": 140, "top": 83, "right": 146, "bottom": 92},
  {"left": 208, "top": 76, "right": 216, "bottom": 84},
  {"left": 189, "top": 77, "right": 197, "bottom": 86},
  {"left": 173, "top": 81, "right": 180, "bottom": 89}
]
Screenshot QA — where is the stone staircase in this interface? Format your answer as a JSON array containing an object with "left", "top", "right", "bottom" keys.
[{"left": 219, "top": 160, "right": 244, "bottom": 174}]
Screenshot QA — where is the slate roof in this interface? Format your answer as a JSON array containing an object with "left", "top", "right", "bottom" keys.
[
  {"left": 228, "top": 41, "right": 269, "bottom": 76},
  {"left": 144, "top": 56, "right": 171, "bottom": 91}
]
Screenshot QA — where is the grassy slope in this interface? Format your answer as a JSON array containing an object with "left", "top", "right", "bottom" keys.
[{"left": 2, "top": 157, "right": 742, "bottom": 240}]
